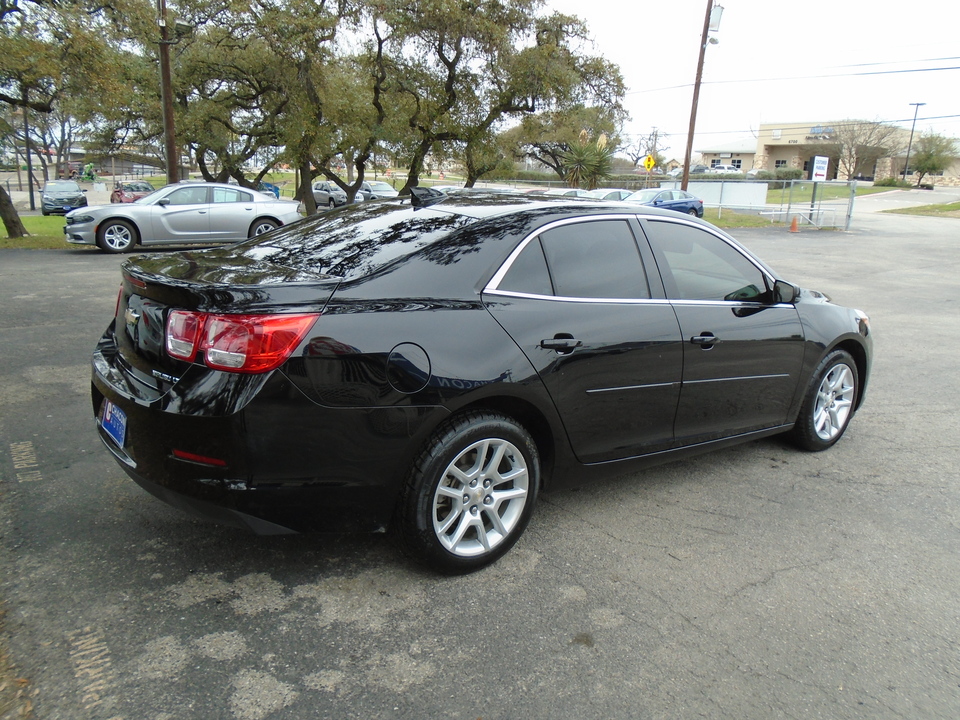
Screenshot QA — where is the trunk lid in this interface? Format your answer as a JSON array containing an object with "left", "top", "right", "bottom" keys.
[{"left": 114, "top": 247, "right": 341, "bottom": 384}]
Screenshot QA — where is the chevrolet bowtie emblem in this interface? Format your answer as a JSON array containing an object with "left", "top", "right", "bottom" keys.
[{"left": 124, "top": 308, "right": 141, "bottom": 326}]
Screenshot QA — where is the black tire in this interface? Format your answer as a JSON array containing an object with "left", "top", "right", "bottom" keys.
[
  {"left": 249, "top": 218, "right": 278, "bottom": 237},
  {"left": 688, "top": 208, "right": 699, "bottom": 216},
  {"left": 328, "top": 198, "right": 335, "bottom": 208},
  {"left": 790, "top": 349, "right": 859, "bottom": 451},
  {"left": 395, "top": 411, "right": 540, "bottom": 573},
  {"left": 41, "top": 209, "right": 49, "bottom": 216},
  {"left": 96, "top": 219, "right": 137, "bottom": 253}
]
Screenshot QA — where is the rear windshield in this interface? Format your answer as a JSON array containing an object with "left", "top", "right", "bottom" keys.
[{"left": 231, "top": 201, "right": 477, "bottom": 280}]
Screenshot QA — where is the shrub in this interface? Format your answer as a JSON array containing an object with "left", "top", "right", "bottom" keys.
[
  {"left": 774, "top": 168, "right": 804, "bottom": 180},
  {"left": 873, "top": 177, "right": 913, "bottom": 188}
]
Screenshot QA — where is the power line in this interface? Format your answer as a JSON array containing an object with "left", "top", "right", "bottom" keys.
[
  {"left": 659, "top": 114, "right": 960, "bottom": 140},
  {"left": 627, "top": 65, "right": 960, "bottom": 96}
]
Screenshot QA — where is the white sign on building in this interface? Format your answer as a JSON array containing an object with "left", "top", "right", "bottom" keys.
[{"left": 812, "top": 155, "right": 830, "bottom": 181}]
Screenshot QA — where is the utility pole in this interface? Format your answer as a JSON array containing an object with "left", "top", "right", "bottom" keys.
[
  {"left": 681, "top": 1, "right": 722, "bottom": 191},
  {"left": 157, "top": 0, "right": 179, "bottom": 185},
  {"left": 22, "top": 88, "right": 36, "bottom": 211},
  {"left": 902, "top": 102, "right": 925, "bottom": 183}
]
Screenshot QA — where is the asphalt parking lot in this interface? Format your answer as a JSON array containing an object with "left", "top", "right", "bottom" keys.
[{"left": 1, "top": 199, "right": 959, "bottom": 719}]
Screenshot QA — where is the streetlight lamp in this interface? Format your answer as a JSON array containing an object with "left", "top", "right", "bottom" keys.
[
  {"left": 902, "top": 102, "right": 925, "bottom": 183},
  {"left": 681, "top": 1, "right": 722, "bottom": 191}
]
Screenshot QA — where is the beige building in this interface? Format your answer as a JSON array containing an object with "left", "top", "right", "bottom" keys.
[{"left": 698, "top": 121, "right": 960, "bottom": 186}]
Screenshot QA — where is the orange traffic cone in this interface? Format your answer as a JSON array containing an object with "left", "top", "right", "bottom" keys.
[{"left": 789, "top": 215, "right": 799, "bottom": 233}]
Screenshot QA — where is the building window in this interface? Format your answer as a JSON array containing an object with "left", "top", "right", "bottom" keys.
[
  {"left": 775, "top": 160, "right": 787, "bottom": 168},
  {"left": 731, "top": 159, "right": 742, "bottom": 169}
]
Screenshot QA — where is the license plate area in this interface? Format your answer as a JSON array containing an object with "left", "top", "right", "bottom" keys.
[{"left": 100, "top": 399, "right": 127, "bottom": 448}]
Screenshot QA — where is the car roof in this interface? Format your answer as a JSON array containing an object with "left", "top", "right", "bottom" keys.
[{"left": 227, "top": 190, "right": 713, "bottom": 291}]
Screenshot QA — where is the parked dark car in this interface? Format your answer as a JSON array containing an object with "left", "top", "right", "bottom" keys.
[
  {"left": 41, "top": 180, "right": 87, "bottom": 216},
  {"left": 111, "top": 181, "right": 156, "bottom": 204},
  {"left": 625, "top": 188, "right": 704, "bottom": 217},
  {"left": 91, "top": 191, "right": 871, "bottom": 572}
]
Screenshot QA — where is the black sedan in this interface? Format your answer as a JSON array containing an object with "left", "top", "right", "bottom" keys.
[
  {"left": 91, "top": 191, "right": 871, "bottom": 572},
  {"left": 625, "top": 188, "right": 704, "bottom": 217},
  {"left": 41, "top": 180, "right": 87, "bottom": 215}
]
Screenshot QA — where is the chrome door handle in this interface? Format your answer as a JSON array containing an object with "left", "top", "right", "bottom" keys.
[
  {"left": 691, "top": 334, "right": 719, "bottom": 346},
  {"left": 540, "top": 337, "right": 582, "bottom": 352}
]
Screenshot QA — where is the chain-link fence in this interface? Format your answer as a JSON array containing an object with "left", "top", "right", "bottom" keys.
[{"left": 669, "top": 179, "right": 858, "bottom": 230}]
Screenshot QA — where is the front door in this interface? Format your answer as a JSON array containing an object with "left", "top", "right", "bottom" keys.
[
  {"left": 150, "top": 185, "right": 210, "bottom": 241},
  {"left": 641, "top": 218, "right": 806, "bottom": 444}
]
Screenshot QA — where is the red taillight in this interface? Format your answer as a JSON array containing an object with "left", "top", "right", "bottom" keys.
[{"left": 166, "top": 310, "right": 319, "bottom": 373}]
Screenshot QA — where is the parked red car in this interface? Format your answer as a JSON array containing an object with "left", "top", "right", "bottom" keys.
[{"left": 110, "top": 181, "right": 155, "bottom": 203}]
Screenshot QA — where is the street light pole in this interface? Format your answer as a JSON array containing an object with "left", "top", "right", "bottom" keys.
[
  {"left": 902, "top": 102, "right": 925, "bottom": 183},
  {"left": 157, "top": 0, "right": 179, "bottom": 185},
  {"left": 681, "top": 0, "right": 721, "bottom": 191}
]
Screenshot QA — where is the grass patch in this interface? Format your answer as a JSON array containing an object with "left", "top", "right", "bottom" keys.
[
  {"left": 881, "top": 201, "right": 960, "bottom": 218},
  {"left": 0, "top": 215, "right": 71, "bottom": 249},
  {"left": 703, "top": 208, "right": 788, "bottom": 229},
  {"left": 764, "top": 183, "right": 890, "bottom": 204}
]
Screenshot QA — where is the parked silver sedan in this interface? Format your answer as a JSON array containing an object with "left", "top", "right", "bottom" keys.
[{"left": 64, "top": 182, "right": 303, "bottom": 253}]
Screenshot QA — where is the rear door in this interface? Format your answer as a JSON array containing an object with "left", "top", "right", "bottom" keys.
[
  {"left": 484, "top": 217, "right": 683, "bottom": 463},
  {"left": 206, "top": 186, "right": 257, "bottom": 241}
]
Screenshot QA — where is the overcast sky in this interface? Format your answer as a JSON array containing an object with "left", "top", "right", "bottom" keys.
[{"left": 544, "top": 0, "right": 960, "bottom": 159}]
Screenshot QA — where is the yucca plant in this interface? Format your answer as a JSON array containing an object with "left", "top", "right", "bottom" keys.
[{"left": 561, "top": 131, "right": 613, "bottom": 189}]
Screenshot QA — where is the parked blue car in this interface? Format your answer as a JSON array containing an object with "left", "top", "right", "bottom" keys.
[
  {"left": 624, "top": 188, "right": 704, "bottom": 217},
  {"left": 258, "top": 182, "right": 281, "bottom": 198}
]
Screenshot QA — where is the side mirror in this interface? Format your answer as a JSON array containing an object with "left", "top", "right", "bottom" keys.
[
  {"left": 157, "top": 198, "right": 170, "bottom": 206},
  {"left": 774, "top": 280, "right": 799, "bottom": 304}
]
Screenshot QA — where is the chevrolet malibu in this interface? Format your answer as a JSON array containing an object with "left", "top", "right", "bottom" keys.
[
  {"left": 92, "top": 190, "right": 871, "bottom": 572},
  {"left": 65, "top": 181, "right": 302, "bottom": 253}
]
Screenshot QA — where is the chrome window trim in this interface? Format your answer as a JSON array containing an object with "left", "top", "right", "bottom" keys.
[
  {"left": 484, "top": 212, "right": 780, "bottom": 302},
  {"left": 484, "top": 289, "right": 670, "bottom": 304},
  {"left": 484, "top": 288, "right": 794, "bottom": 310},
  {"left": 641, "top": 214, "right": 777, "bottom": 289},
  {"left": 484, "top": 214, "right": 642, "bottom": 295}
]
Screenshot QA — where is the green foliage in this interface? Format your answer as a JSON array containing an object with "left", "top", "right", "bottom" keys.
[
  {"left": 910, "top": 132, "right": 958, "bottom": 185},
  {"left": 873, "top": 177, "right": 913, "bottom": 188},
  {"left": 775, "top": 168, "right": 804, "bottom": 180},
  {"left": 2, "top": 0, "right": 629, "bottom": 224},
  {"left": 560, "top": 131, "right": 613, "bottom": 189}
]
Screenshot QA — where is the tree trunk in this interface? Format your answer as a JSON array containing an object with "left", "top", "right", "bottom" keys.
[
  {"left": 0, "top": 186, "right": 28, "bottom": 238},
  {"left": 399, "top": 139, "right": 432, "bottom": 195},
  {"left": 298, "top": 161, "right": 318, "bottom": 215}
]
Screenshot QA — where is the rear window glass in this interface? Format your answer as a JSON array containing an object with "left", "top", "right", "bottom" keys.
[{"left": 232, "top": 202, "right": 477, "bottom": 280}]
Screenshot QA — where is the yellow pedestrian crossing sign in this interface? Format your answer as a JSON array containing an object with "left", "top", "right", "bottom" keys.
[{"left": 643, "top": 155, "right": 656, "bottom": 172}]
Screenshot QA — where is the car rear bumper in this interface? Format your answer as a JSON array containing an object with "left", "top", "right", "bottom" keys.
[{"left": 91, "top": 330, "right": 442, "bottom": 534}]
